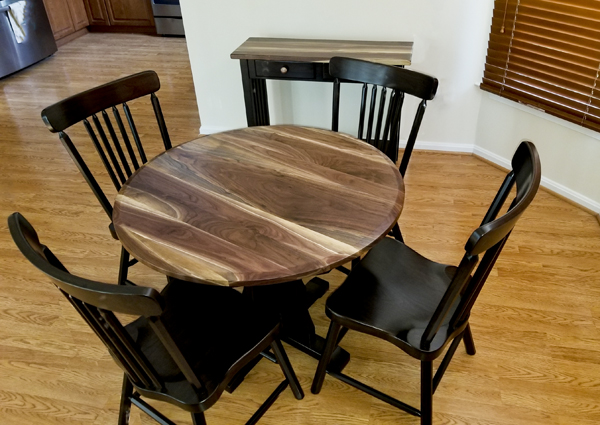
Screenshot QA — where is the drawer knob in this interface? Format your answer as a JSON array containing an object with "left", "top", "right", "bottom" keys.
[{"left": 280, "top": 66, "right": 289, "bottom": 74}]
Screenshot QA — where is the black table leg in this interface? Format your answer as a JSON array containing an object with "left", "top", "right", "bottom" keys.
[{"left": 239, "top": 60, "right": 270, "bottom": 127}]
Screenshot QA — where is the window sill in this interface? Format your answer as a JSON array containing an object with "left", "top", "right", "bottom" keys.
[{"left": 482, "top": 89, "right": 600, "bottom": 142}]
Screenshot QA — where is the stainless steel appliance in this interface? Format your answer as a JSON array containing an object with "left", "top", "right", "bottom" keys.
[
  {"left": 151, "top": 0, "right": 184, "bottom": 36},
  {"left": 0, "top": 0, "right": 57, "bottom": 79}
]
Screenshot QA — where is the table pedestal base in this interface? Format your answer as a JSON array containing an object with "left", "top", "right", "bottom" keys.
[{"left": 229, "top": 279, "right": 350, "bottom": 391}]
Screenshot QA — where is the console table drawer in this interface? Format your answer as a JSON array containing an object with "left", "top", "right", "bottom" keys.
[{"left": 254, "top": 60, "right": 316, "bottom": 79}]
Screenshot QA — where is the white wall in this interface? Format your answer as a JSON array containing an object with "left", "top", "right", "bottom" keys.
[{"left": 180, "top": 0, "right": 600, "bottom": 212}]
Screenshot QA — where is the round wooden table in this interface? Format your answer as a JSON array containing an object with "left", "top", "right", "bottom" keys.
[
  {"left": 113, "top": 125, "right": 404, "bottom": 287},
  {"left": 113, "top": 125, "right": 404, "bottom": 366}
]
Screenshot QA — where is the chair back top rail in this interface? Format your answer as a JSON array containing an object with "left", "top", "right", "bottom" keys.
[
  {"left": 329, "top": 57, "right": 438, "bottom": 100},
  {"left": 330, "top": 56, "right": 437, "bottom": 170},
  {"left": 41, "top": 71, "right": 161, "bottom": 132}
]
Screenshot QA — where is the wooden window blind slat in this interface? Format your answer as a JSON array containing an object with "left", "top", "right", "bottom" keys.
[{"left": 481, "top": 0, "right": 600, "bottom": 132}]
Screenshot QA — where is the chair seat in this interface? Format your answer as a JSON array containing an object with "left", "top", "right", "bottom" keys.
[
  {"left": 326, "top": 238, "right": 459, "bottom": 356},
  {"left": 126, "top": 279, "right": 279, "bottom": 410}
]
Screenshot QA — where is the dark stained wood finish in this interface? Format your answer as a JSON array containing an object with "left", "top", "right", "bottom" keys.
[
  {"left": 231, "top": 38, "right": 413, "bottom": 65},
  {"left": 113, "top": 125, "right": 404, "bottom": 287}
]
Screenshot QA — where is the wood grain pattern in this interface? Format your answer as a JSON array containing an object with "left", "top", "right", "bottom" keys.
[
  {"left": 113, "top": 125, "right": 404, "bottom": 286},
  {"left": 230, "top": 37, "right": 413, "bottom": 65},
  {"left": 3, "top": 33, "right": 600, "bottom": 425}
]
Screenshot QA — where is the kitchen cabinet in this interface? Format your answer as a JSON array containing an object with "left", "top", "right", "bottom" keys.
[
  {"left": 68, "top": 0, "right": 92, "bottom": 30},
  {"left": 42, "top": 0, "right": 89, "bottom": 41},
  {"left": 84, "top": 0, "right": 109, "bottom": 25},
  {"left": 84, "top": 0, "right": 155, "bottom": 30}
]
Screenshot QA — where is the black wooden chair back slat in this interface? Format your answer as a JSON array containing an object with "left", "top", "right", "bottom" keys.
[
  {"left": 92, "top": 114, "right": 128, "bottom": 186},
  {"left": 329, "top": 57, "right": 438, "bottom": 173},
  {"left": 381, "top": 89, "right": 397, "bottom": 148},
  {"left": 59, "top": 132, "right": 114, "bottom": 218},
  {"left": 151, "top": 93, "right": 172, "bottom": 150},
  {"left": 365, "top": 85, "right": 378, "bottom": 145},
  {"left": 41, "top": 71, "right": 173, "bottom": 284},
  {"left": 373, "top": 87, "right": 387, "bottom": 150},
  {"left": 102, "top": 110, "right": 133, "bottom": 178},
  {"left": 8, "top": 212, "right": 304, "bottom": 424},
  {"left": 123, "top": 102, "right": 148, "bottom": 164},
  {"left": 112, "top": 106, "right": 140, "bottom": 170},
  {"left": 399, "top": 99, "right": 427, "bottom": 177},
  {"left": 67, "top": 293, "right": 148, "bottom": 388},
  {"left": 102, "top": 309, "right": 164, "bottom": 390},
  {"left": 358, "top": 83, "right": 368, "bottom": 138},
  {"left": 332, "top": 79, "right": 341, "bottom": 132},
  {"left": 83, "top": 119, "right": 122, "bottom": 191}
]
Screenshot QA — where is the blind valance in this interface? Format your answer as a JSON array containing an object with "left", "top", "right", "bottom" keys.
[{"left": 481, "top": 0, "right": 600, "bottom": 132}]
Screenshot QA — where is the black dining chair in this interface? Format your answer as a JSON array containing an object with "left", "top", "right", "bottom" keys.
[
  {"left": 329, "top": 56, "right": 438, "bottom": 244},
  {"left": 41, "top": 70, "right": 172, "bottom": 285},
  {"left": 311, "top": 141, "right": 541, "bottom": 425},
  {"left": 8, "top": 212, "right": 304, "bottom": 425}
]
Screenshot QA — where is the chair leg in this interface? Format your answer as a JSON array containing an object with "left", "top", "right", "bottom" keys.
[
  {"left": 270, "top": 339, "right": 304, "bottom": 400},
  {"left": 391, "top": 222, "right": 404, "bottom": 243},
  {"left": 421, "top": 361, "right": 433, "bottom": 425},
  {"left": 118, "top": 246, "right": 130, "bottom": 285},
  {"left": 463, "top": 323, "right": 476, "bottom": 355},
  {"left": 191, "top": 412, "right": 207, "bottom": 425},
  {"left": 118, "top": 374, "right": 133, "bottom": 425},
  {"left": 311, "top": 321, "right": 343, "bottom": 394}
]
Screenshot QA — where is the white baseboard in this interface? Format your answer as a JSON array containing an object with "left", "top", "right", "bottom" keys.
[
  {"left": 473, "top": 146, "right": 600, "bottom": 214},
  {"left": 401, "top": 140, "right": 474, "bottom": 153},
  {"left": 472, "top": 145, "right": 511, "bottom": 169}
]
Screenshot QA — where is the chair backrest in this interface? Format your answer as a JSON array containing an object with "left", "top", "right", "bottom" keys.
[
  {"left": 41, "top": 71, "right": 172, "bottom": 220},
  {"left": 7, "top": 212, "right": 204, "bottom": 394},
  {"left": 329, "top": 57, "right": 438, "bottom": 176},
  {"left": 420, "top": 141, "right": 541, "bottom": 350}
]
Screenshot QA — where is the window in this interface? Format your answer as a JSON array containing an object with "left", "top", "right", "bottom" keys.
[{"left": 481, "top": 0, "right": 600, "bottom": 132}]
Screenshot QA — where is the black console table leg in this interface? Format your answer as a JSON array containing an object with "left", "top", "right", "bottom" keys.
[{"left": 239, "top": 60, "right": 270, "bottom": 126}]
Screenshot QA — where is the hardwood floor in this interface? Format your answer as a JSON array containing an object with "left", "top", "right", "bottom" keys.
[{"left": 1, "top": 33, "right": 600, "bottom": 425}]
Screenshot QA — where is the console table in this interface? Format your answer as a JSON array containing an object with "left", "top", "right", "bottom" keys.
[{"left": 230, "top": 37, "right": 413, "bottom": 127}]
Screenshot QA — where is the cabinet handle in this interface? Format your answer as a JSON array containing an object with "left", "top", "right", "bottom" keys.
[{"left": 280, "top": 66, "right": 289, "bottom": 74}]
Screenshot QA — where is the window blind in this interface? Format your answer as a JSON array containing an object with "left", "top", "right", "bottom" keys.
[{"left": 481, "top": 0, "right": 600, "bottom": 132}]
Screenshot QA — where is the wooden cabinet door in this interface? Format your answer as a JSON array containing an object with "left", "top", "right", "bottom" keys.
[
  {"left": 42, "top": 0, "right": 76, "bottom": 39},
  {"left": 83, "top": 0, "right": 110, "bottom": 25},
  {"left": 67, "top": 0, "right": 90, "bottom": 30},
  {"left": 105, "top": 0, "right": 155, "bottom": 27}
]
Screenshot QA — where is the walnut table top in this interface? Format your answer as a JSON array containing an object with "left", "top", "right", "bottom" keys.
[{"left": 113, "top": 125, "right": 404, "bottom": 287}]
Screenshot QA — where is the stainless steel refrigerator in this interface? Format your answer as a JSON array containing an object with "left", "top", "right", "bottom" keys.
[{"left": 0, "top": 0, "right": 57, "bottom": 79}]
